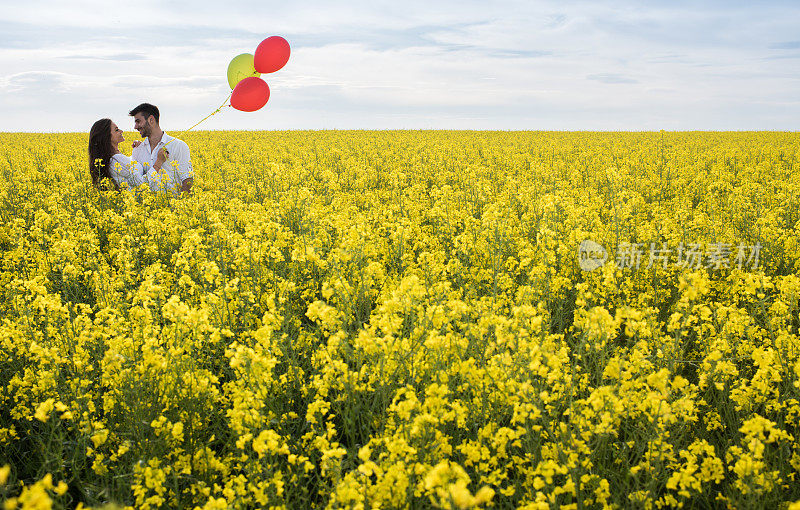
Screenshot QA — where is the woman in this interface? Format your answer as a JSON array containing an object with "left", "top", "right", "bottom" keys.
[{"left": 88, "top": 118, "right": 165, "bottom": 191}]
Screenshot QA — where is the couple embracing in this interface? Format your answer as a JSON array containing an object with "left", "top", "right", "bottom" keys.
[{"left": 88, "top": 103, "right": 193, "bottom": 195}]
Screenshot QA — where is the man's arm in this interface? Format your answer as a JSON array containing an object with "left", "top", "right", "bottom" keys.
[
  {"left": 145, "top": 150, "right": 168, "bottom": 192},
  {"left": 171, "top": 141, "right": 194, "bottom": 195}
]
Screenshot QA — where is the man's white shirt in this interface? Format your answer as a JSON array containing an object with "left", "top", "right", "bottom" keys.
[{"left": 131, "top": 133, "right": 193, "bottom": 194}]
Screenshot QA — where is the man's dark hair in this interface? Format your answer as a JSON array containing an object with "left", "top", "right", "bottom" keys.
[{"left": 129, "top": 103, "right": 160, "bottom": 124}]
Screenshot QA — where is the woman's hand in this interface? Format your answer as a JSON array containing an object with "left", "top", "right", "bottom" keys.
[{"left": 132, "top": 140, "right": 142, "bottom": 148}]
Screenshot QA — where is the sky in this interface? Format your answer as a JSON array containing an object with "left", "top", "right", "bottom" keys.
[{"left": 1, "top": 0, "right": 799, "bottom": 131}]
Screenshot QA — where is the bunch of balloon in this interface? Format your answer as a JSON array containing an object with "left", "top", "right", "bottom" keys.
[
  {"left": 158, "top": 37, "right": 290, "bottom": 152},
  {"left": 228, "top": 36, "right": 291, "bottom": 112}
]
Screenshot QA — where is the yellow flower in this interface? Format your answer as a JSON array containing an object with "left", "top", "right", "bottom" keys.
[
  {"left": 34, "top": 399, "right": 55, "bottom": 423},
  {"left": 171, "top": 422, "right": 184, "bottom": 442},
  {"left": 91, "top": 429, "right": 109, "bottom": 448}
]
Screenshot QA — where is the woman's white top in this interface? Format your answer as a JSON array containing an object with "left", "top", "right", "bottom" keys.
[{"left": 108, "top": 154, "right": 159, "bottom": 191}]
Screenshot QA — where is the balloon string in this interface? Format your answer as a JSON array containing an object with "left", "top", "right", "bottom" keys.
[{"left": 164, "top": 91, "right": 233, "bottom": 149}]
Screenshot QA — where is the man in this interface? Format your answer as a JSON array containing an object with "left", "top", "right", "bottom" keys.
[{"left": 130, "top": 103, "right": 193, "bottom": 195}]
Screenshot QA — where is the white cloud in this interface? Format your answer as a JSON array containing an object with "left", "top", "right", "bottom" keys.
[
  {"left": 0, "top": 0, "right": 799, "bottom": 130},
  {"left": 1, "top": 71, "right": 71, "bottom": 92}
]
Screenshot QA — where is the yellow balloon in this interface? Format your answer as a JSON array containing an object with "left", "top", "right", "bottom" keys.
[{"left": 227, "top": 53, "right": 261, "bottom": 90}]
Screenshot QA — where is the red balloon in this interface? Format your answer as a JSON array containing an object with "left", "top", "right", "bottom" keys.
[
  {"left": 231, "top": 77, "right": 270, "bottom": 112},
  {"left": 254, "top": 36, "right": 290, "bottom": 74}
]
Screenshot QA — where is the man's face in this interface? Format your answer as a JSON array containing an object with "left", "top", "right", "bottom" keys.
[{"left": 133, "top": 113, "right": 152, "bottom": 138}]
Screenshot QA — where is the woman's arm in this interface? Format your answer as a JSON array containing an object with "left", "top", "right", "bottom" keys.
[
  {"left": 110, "top": 153, "right": 164, "bottom": 190},
  {"left": 109, "top": 155, "right": 140, "bottom": 188}
]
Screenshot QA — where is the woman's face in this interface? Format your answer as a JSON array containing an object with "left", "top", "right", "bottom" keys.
[{"left": 110, "top": 121, "right": 125, "bottom": 145}]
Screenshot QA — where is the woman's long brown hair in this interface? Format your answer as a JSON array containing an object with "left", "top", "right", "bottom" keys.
[{"left": 88, "top": 118, "right": 119, "bottom": 191}]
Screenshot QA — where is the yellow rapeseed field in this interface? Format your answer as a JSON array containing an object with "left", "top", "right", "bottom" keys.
[{"left": 1, "top": 130, "right": 799, "bottom": 509}]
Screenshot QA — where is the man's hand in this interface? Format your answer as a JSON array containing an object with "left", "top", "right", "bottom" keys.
[
  {"left": 180, "top": 177, "right": 193, "bottom": 195},
  {"left": 132, "top": 140, "right": 142, "bottom": 148},
  {"left": 155, "top": 149, "right": 167, "bottom": 169}
]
